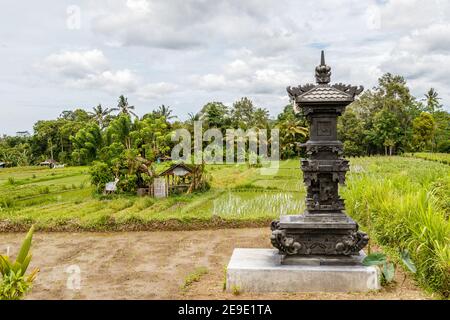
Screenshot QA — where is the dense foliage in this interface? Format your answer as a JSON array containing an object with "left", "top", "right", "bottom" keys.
[
  {"left": 337, "top": 75, "right": 449, "bottom": 156},
  {"left": 1, "top": 74, "right": 449, "bottom": 169}
]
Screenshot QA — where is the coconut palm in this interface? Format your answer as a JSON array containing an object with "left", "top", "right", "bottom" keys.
[
  {"left": 88, "top": 104, "right": 113, "bottom": 129},
  {"left": 423, "top": 88, "right": 442, "bottom": 115},
  {"left": 155, "top": 104, "right": 176, "bottom": 120},
  {"left": 111, "top": 95, "right": 138, "bottom": 118},
  {"left": 187, "top": 112, "right": 200, "bottom": 123}
]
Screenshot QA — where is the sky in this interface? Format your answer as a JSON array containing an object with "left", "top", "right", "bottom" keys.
[{"left": 1, "top": 0, "right": 449, "bottom": 135}]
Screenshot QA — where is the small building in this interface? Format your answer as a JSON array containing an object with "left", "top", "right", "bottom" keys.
[
  {"left": 158, "top": 162, "right": 195, "bottom": 194},
  {"left": 39, "top": 159, "right": 58, "bottom": 168},
  {"left": 0, "top": 162, "right": 5, "bottom": 169}
]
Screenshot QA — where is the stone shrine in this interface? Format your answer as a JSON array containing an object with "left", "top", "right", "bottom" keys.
[
  {"left": 226, "top": 52, "right": 379, "bottom": 293},
  {"left": 270, "top": 51, "right": 369, "bottom": 262}
]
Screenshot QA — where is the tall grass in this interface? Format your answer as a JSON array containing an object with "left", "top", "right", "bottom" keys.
[
  {"left": 404, "top": 152, "right": 450, "bottom": 165},
  {"left": 343, "top": 157, "right": 450, "bottom": 297}
]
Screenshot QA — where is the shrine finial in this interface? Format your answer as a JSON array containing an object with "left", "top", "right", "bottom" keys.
[{"left": 315, "top": 50, "right": 331, "bottom": 84}]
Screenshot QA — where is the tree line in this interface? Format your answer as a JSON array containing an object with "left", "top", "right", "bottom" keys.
[{"left": 0, "top": 73, "right": 449, "bottom": 168}]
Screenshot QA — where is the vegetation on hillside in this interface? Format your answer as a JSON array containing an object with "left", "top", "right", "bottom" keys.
[{"left": 1, "top": 74, "right": 449, "bottom": 168}]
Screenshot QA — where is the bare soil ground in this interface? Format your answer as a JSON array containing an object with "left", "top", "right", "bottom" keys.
[{"left": 0, "top": 228, "right": 431, "bottom": 300}]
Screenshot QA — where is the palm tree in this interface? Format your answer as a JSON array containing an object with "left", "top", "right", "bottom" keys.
[
  {"left": 277, "top": 118, "right": 308, "bottom": 159},
  {"left": 156, "top": 104, "right": 176, "bottom": 120},
  {"left": 111, "top": 95, "right": 138, "bottom": 118},
  {"left": 422, "top": 88, "right": 442, "bottom": 152},
  {"left": 108, "top": 115, "right": 133, "bottom": 149},
  {"left": 88, "top": 104, "right": 113, "bottom": 129},
  {"left": 187, "top": 112, "right": 200, "bottom": 122},
  {"left": 423, "top": 88, "right": 442, "bottom": 115}
]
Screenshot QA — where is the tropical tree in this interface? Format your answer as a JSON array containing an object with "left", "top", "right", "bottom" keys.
[
  {"left": 253, "top": 108, "right": 270, "bottom": 129},
  {"left": 88, "top": 104, "right": 113, "bottom": 129},
  {"left": 231, "top": 97, "right": 256, "bottom": 129},
  {"left": 199, "top": 102, "right": 230, "bottom": 130},
  {"left": 276, "top": 105, "right": 308, "bottom": 159},
  {"left": 108, "top": 114, "right": 134, "bottom": 150},
  {"left": 153, "top": 104, "right": 176, "bottom": 120},
  {"left": 71, "top": 123, "right": 103, "bottom": 165},
  {"left": 412, "top": 112, "right": 435, "bottom": 151},
  {"left": 338, "top": 108, "right": 366, "bottom": 156},
  {"left": 112, "top": 95, "right": 138, "bottom": 118},
  {"left": 423, "top": 88, "right": 443, "bottom": 115},
  {"left": 132, "top": 116, "right": 170, "bottom": 160}
]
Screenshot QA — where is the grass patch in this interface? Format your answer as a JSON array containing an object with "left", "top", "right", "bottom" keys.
[{"left": 180, "top": 267, "right": 208, "bottom": 291}]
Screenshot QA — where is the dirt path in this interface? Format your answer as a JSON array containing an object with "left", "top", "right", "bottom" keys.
[{"left": 0, "top": 228, "right": 430, "bottom": 300}]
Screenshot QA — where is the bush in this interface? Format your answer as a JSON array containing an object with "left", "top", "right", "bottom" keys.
[
  {"left": 437, "top": 140, "right": 450, "bottom": 153},
  {"left": 90, "top": 161, "right": 114, "bottom": 193},
  {"left": 117, "top": 175, "right": 138, "bottom": 193},
  {"left": 343, "top": 140, "right": 364, "bottom": 157},
  {"left": 0, "top": 226, "right": 39, "bottom": 300}
]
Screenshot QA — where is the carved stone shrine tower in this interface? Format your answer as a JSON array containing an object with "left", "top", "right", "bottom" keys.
[{"left": 271, "top": 51, "right": 369, "bottom": 261}]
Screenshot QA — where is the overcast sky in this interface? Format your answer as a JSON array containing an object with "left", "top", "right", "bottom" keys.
[{"left": 1, "top": 0, "right": 449, "bottom": 135}]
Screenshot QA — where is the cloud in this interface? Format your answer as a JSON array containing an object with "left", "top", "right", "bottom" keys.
[
  {"left": 39, "top": 49, "right": 178, "bottom": 98},
  {"left": 191, "top": 51, "right": 299, "bottom": 95},
  {"left": 89, "top": 0, "right": 308, "bottom": 54},
  {"left": 4, "top": 0, "right": 450, "bottom": 136},
  {"left": 377, "top": 0, "right": 449, "bottom": 31},
  {"left": 136, "top": 82, "right": 178, "bottom": 99},
  {"left": 378, "top": 21, "right": 450, "bottom": 103},
  {"left": 70, "top": 69, "right": 140, "bottom": 93},
  {"left": 395, "top": 23, "right": 450, "bottom": 55},
  {"left": 42, "top": 49, "right": 108, "bottom": 78}
]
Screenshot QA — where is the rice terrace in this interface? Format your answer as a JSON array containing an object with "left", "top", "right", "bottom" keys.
[
  {"left": 1, "top": 0, "right": 450, "bottom": 308},
  {"left": 1, "top": 155, "right": 449, "bottom": 299}
]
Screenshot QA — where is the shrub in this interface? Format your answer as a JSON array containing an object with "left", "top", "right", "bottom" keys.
[
  {"left": 90, "top": 161, "right": 114, "bottom": 193},
  {"left": 0, "top": 226, "right": 39, "bottom": 300}
]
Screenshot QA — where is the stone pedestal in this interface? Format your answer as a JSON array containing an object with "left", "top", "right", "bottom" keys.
[{"left": 226, "top": 249, "right": 380, "bottom": 293}]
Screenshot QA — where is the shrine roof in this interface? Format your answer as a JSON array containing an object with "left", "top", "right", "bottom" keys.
[
  {"left": 286, "top": 51, "right": 364, "bottom": 105},
  {"left": 297, "top": 85, "right": 353, "bottom": 102}
]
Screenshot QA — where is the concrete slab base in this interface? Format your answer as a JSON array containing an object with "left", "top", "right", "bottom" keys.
[{"left": 226, "top": 248, "right": 380, "bottom": 293}]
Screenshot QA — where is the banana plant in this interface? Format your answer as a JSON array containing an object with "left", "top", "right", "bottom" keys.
[{"left": 0, "top": 225, "right": 39, "bottom": 300}]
